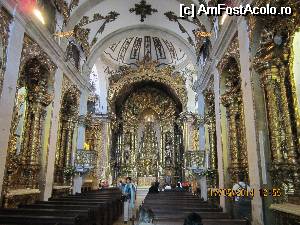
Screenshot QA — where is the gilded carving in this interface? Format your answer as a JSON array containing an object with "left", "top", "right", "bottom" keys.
[
  {"left": 218, "top": 37, "right": 248, "bottom": 184},
  {"left": 108, "top": 58, "right": 188, "bottom": 113},
  {"left": 217, "top": 35, "right": 240, "bottom": 74},
  {"left": 203, "top": 87, "right": 218, "bottom": 188},
  {"left": 58, "top": 11, "right": 120, "bottom": 56},
  {"left": 114, "top": 87, "right": 179, "bottom": 178},
  {"left": 54, "top": 76, "right": 80, "bottom": 186},
  {"left": 76, "top": 114, "right": 103, "bottom": 181},
  {"left": 3, "top": 35, "right": 56, "bottom": 207},
  {"left": 253, "top": 0, "right": 300, "bottom": 202},
  {"left": 53, "top": 0, "right": 80, "bottom": 24}
]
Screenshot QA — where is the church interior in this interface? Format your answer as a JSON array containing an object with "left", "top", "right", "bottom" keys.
[{"left": 0, "top": 0, "right": 299, "bottom": 225}]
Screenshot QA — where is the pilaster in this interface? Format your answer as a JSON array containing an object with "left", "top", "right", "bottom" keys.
[
  {"left": 0, "top": 18, "right": 25, "bottom": 198},
  {"left": 238, "top": 17, "right": 264, "bottom": 225},
  {"left": 213, "top": 68, "right": 226, "bottom": 210},
  {"left": 42, "top": 68, "right": 64, "bottom": 200}
]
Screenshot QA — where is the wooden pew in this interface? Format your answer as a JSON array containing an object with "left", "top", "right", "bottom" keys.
[
  {"left": 140, "top": 192, "right": 248, "bottom": 225},
  {"left": 36, "top": 200, "right": 111, "bottom": 225},
  {"left": 0, "top": 188, "right": 122, "bottom": 225},
  {"left": 0, "top": 214, "right": 80, "bottom": 225}
]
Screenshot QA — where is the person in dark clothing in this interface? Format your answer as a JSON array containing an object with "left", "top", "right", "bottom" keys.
[
  {"left": 183, "top": 213, "right": 203, "bottom": 225},
  {"left": 175, "top": 182, "right": 184, "bottom": 192},
  {"left": 148, "top": 182, "right": 159, "bottom": 194}
]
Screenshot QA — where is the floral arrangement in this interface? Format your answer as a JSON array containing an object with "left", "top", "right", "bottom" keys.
[{"left": 63, "top": 166, "right": 76, "bottom": 178}]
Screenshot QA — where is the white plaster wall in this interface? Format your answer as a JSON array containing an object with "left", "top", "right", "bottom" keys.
[
  {"left": 0, "top": 19, "right": 25, "bottom": 197},
  {"left": 293, "top": 31, "right": 300, "bottom": 110},
  {"left": 94, "top": 58, "right": 109, "bottom": 114}
]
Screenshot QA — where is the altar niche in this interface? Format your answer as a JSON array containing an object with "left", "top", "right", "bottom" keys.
[{"left": 111, "top": 84, "right": 184, "bottom": 185}]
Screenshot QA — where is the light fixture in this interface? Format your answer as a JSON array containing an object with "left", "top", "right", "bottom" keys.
[
  {"left": 220, "top": 13, "right": 228, "bottom": 25},
  {"left": 33, "top": 8, "right": 45, "bottom": 25}
]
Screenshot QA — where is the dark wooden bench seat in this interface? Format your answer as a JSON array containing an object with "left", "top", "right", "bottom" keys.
[
  {"left": 0, "top": 214, "right": 80, "bottom": 225},
  {"left": 36, "top": 200, "right": 111, "bottom": 225},
  {"left": 140, "top": 192, "right": 247, "bottom": 225},
  {"left": 155, "top": 218, "right": 248, "bottom": 225},
  {"left": 0, "top": 188, "right": 122, "bottom": 225},
  {"left": 46, "top": 198, "right": 118, "bottom": 223}
]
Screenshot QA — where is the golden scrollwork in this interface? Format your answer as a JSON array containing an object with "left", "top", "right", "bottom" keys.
[
  {"left": 108, "top": 59, "right": 188, "bottom": 113},
  {"left": 53, "top": 0, "right": 79, "bottom": 24},
  {"left": 19, "top": 35, "right": 57, "bottom": 74},
  {"left": 117, "top": 86, "right": 178, "bottom": 178},
  {"left": 177, "top": 111, "right": 202, "bottom": 154},
  {"left": 0, "top": 8, "right": 12, "bottom": 96},
  {"left": 3, "top": 36, "right": 56, "bottom": 207},
  {"left": 54, "top": 76, "right": 80, "bottom": 186},
  {"left": 82, "top": 114, "right": 103, "bottom": 181},
  {"left": 253, "top": 1, "right": 300, "bottom": 202},
  {"left": 218, "top": 37, "right": 248, "bottom": 184},
  {"left": 217, "top": 35, "right": 240, "bottom": 74},
  {"left": 203, "top": 87, "right": 218, "bottom": 188}
]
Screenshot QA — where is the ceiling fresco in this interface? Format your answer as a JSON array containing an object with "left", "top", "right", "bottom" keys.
[{"left": 102, "top": 36, "right": 188, "bottom": 68}]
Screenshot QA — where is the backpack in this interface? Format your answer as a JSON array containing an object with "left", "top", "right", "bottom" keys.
[{"left": 237, "top": 183, "right": 252, "bottom": 205}]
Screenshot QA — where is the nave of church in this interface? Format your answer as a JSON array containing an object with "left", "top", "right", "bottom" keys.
[{"left": 0, "top": 0, "right": 299, "bottom": 225}]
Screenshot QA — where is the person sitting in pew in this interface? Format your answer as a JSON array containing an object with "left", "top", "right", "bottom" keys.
[
  {"left": 148, "top": 182, "right": 159, "bottom": 194},
  {"left": 175, "top": 182, "right": 184, "bottom": 192},
  {"left": 183, "top": 213, "right": 203, "bottom": 225},
  {"left": 164, "top": 183, "right": 171, "bottom": 190},
  {"left": 137, "top": 207, "right": 154, "bottom": 225}
]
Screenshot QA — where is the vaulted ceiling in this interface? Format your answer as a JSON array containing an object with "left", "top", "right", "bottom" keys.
[{"left": 54, "top": 0, "right": 212, "bottom": 69}]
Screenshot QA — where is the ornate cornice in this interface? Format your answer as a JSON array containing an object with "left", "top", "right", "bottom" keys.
[
  {"left": 20, "top": 35, "right": 57, "bottom": 75},
  {"left": 217, "top": 35, "right": 240, "bottom": 74}
]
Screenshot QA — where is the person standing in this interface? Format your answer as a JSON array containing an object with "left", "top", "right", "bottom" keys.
[
  {"left": 148, "top": 182, "right": 159, "bottom": 194},
  {"left": 123, "top": 177, "right": 136, "bottom": 224},
  {"left": 232, "top": 173, "right": 252, "bottom": 220},
  {"left": 118, "top": 180, "right": 125, "bottom": 192}
]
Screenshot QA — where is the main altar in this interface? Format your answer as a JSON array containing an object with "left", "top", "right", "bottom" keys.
[{"left": 108, "top": 60, "right": 203, "bottom": 183}]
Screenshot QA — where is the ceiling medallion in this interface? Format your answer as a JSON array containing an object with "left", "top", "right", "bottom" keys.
[{"left": 129, "top": 0, "right": 158, "bottom": 22}]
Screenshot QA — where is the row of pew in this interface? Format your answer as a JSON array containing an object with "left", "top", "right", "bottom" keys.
[
  {"left": 0, "top": 188, "right": 122, "bottom": 225},
  {"left": 141, "top": 191, "right": 248, "bottom": 225}
]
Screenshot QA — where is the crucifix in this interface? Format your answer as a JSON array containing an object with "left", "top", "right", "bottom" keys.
[{"left": 129, "top": 0, "right": 158, "bottom": 22}]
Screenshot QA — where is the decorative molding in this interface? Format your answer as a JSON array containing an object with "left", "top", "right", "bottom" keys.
[
  {"left": 53, "top": 0, "right": 80, "bottom": 24},
  {"left": 74, "top": 11, "right": 120, "bottom": 56},
  {"left": 107, "top": 58, "right": 188, "bottom": 112},
  {"left": 129, "top": 0, "right": 158, "bottom": 22}
]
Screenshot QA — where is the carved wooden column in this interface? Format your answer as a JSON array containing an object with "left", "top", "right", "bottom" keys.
[
  {"left": 221, "top": 94, "right": 241, "bottom": 183},
  {"left": 260, "top": 65, "right": 284, "bottom": 165},
  {"left": 65, "top": 119, "right": 75, "bottom": 169},
  {"left": 254, "top": 17, "right": 300, "bottom": 201},
  {"left": 204, "top": 89, "right": 218, "bottom": 188}
]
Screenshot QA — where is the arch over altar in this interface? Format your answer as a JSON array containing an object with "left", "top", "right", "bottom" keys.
[{"left": 108, "top": 59, "right": 190, "bottom": 185}]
